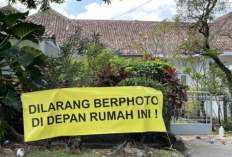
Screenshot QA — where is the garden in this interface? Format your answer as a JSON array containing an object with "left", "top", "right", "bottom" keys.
[
  {"left": 0, "top": 10, "right": 189, "bottom": 157},
  {"left": 1, "top": 1, "right": 232, "bottom": 156}
]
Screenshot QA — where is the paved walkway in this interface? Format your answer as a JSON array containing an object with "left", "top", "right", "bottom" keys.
[{"left": 179, "top": 135, "right": 232, "bottom": 157}]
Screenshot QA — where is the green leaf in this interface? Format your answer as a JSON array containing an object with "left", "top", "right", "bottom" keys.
[
  {"left": 0, "top": 11, "right": 5, "bottom": 21},
  {"left": 21, "top": 46, "right": 46, "bottom": 66},
  {"left": 0, "top": 49, "right": 34, "bottom": 67},
  {"left": 2, "top": 89, "right": 22, "bottom": 109},
  {"left": 1, "top": 12, "right": 29, "bottom": 28},
  {"left": 21, "top": 46, "right": 46, "bottom": 78},
  {"left": 183, "top": 66, "right": 191, "bottom": 74},
  {"left": 29, "top": 75, "right": 46, "bottom": 89},
  {"left": 0, "top": 39, "right": 11, "bottom": 51},
  {"left": 205, "top": 48, "right": 223, "bottom": 56},
  {"left": 10, "top": 22, "right": 45, "bottom": 44}
]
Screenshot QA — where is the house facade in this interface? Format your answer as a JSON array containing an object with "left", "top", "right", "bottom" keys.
[
  {"left": 2, "top": 5, "right": 232, "bottom": 88},
  {"left": 25, "top": 9, "right": 232, "bottom": 88}
]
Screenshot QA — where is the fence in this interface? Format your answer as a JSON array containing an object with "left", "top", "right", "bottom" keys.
[
  {"left": 210, "top": 95, "right": 231, "bottom": 124},
  {"left": 170, "top": 91, "right": 213, "bottom": 135}
]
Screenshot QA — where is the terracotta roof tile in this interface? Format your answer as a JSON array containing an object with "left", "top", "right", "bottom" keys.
[
  {"left": 26, "top": 9, "right": 189, "bottom": 54},
  {"left": 210, "top": 12, "right": 232, "bottom": 52},
  {"left": 22, "top": 8, "right": 232, "bottom": 54},
  {"left": 0, "top": 4, "right": 20, "bottom": 14},
  {"left": 27, "top": 9, "right": 75, "bottom": 46},
  {"left": 72, "top": 19, "right": 168, "bottom": 54}
]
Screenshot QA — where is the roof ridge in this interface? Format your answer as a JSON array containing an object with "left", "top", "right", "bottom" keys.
[
  {"left": 213, "top": 12, "right": 232, "bottom": 23},
  {"left": 29, "top": 8, "right": 71, "bottom": 22},
  {"left": 49, "top": 8, "right": 71, "bottom": 21},
  {"left": 0, "top": 4, "right": 21, "bottom": 13},
  {"left": 71, "top": 19, "right": 160, "bottom": 23}
]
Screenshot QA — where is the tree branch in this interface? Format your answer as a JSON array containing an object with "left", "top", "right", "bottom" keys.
[{"left": 202, "top": 53, "right": 232, "bottom": 79}]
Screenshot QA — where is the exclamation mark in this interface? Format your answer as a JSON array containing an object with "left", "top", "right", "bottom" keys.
[{"left": 155, "top": 109, "right": 158, "bottom": 118}]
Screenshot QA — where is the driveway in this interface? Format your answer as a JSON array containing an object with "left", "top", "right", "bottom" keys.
[{"left": 179, "top": 135, "right": 232, "bottom": 157}]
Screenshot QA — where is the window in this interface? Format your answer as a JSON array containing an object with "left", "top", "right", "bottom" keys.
[{"left": 180, "top": 75, "right": 187, "bottom": 84}]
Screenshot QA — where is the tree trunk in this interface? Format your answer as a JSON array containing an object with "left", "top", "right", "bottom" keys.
[
  {"left": 203, "top": 53, "right": 232, "bottom": 106},
  {"left": 5, "top": 123, "right": 46, "bottom": 146},
  {"left": 6, "top": 123, "right": 24, "bottom": 143}
]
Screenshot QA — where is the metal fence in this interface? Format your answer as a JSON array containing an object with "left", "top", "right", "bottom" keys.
[{"left": 170, "top": 91, "right": 213, "bottom": 135}]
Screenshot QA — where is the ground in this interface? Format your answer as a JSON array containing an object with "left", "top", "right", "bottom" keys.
[
  {"left": 1, "top": 141, "right": 182, "bottom": 157},
  {"left": 2, "top": 134, "right": 232, "bottom": 157},
  {"left": 180, "top": 135, "right": 232, "bottom": 157}
]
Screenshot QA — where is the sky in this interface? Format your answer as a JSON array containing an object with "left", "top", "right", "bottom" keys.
[{"left": 0, "top": 0, "right": 176, "bottom": 21}]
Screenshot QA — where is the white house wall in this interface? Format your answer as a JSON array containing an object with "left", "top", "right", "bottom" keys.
[
  {"left": 218, "top": 55, "right": 232, "bottom": 66},
  {"left": 39, "top": 40, "right": 59, "bottom": 58},
  {"left": 205, "top": 96, "right": 231, "bottom": 120}
]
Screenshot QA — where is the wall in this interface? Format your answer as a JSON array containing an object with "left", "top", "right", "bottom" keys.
[{"left": 10, "top": 39, "right": 59, "bottom": 58}]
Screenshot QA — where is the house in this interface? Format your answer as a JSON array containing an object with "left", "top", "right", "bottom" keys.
[
  {"left": 25, "top": 8, "right": 232, "bottom": 88},
  {"left": 1, "top": 5, "right": 230, "bottom": 134},
  {"left": 2, "top": 5, "right": 232, "bottom": 87}
]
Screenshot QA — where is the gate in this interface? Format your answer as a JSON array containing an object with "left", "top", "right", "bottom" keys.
[{"left": 170, "top": 91, "right": 212, "bottom": 135}]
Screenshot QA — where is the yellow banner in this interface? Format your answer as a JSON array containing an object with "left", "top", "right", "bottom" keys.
[{"left": 22, "top": 86, "right": 166, "bottom": 142}]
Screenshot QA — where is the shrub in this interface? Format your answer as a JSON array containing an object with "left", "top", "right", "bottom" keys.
[
  {"left": 223, "top": 118, "right": 232, "bottom": 131},
  {"left": 117, "top": 77, "right": 164, "bottom": 93}
]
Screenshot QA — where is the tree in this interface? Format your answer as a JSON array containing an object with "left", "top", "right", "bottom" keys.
[
  {"left": 0, "top": 10, "right": 47, "bottom": 141},
  {"left": 7, "top": 0, "right": 111, "bottom": 11},
  {"left": 175, "top": 0, "right": 232, "bottom": 98},
  {"left": 42, "top": 50, "right": 84, "bottom": 89},
  {"left": 131, "top": 21, "right": 184, "bottom": 61},
  {"left": 176, "top": 54, "right": 228, "bottom": 124},
  {"left": 43, "top": 26, "right": 115, "bottom": 89}
]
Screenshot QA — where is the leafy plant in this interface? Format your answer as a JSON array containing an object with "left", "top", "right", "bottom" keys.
[
  {"left": 71, "top": 137, "right": 81, "bottom": 149},
  {"left": 110, "top": 56, "right": 171, "bottom": 82},
  {"left": 0, "top": 11, "right": 46, "bottom": 109},
  {"left": 42, "top": 47, "right": 84, "bottom": 89},
  {"left": 0, "top": 10, "right": 47, "bottom": 142},
  {"left": 117, "top": 77, "right": 164, "bottom": 93},
  {"left": 94, "top": 64, "right": 131, "bottom": 87},
  {"left": 67, "top": 137, "right": 82, "bottom": 149},
  {"left": 163, "top": 68, "right": 188, "bottom": 127},
  {"left": 223, "top": 117, "right": 232, "bottom": 131},
  {"left": 0, "top": 118, "right": 7, "bottom": 140}
]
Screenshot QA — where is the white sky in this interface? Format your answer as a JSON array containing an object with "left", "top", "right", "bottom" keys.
[
  {"left": 1, "top": 0, "right": 232, "bottom": 21},
  {"left": 74, "top": 0, "right": 176, "bottom": 21},
  {"left": 0, "top": 0, "right": 176, "bottom": 21}
]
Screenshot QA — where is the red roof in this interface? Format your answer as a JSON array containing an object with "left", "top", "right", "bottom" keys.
[{"left": 15, "top": 8, "right": 232, "bottom": 54}]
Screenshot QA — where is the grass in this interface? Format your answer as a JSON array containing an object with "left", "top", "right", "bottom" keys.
[
  {"left": 153, "top": 149, "right": 182, "bottom": 157},
  {"left": 171, "top": 119, "right": 192, "bottom": 124},
  {"left": 28, "top": 150, "right": 103, "bottom": 157},
  {"left": 212, "top": 129, "right": 232, "bottom": 137},
  {"left": 171, "top": 118, "right": 199, "bottom": 124},
  {"left": 24, "top": 148, "right": 183, "bottom": 157}
]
